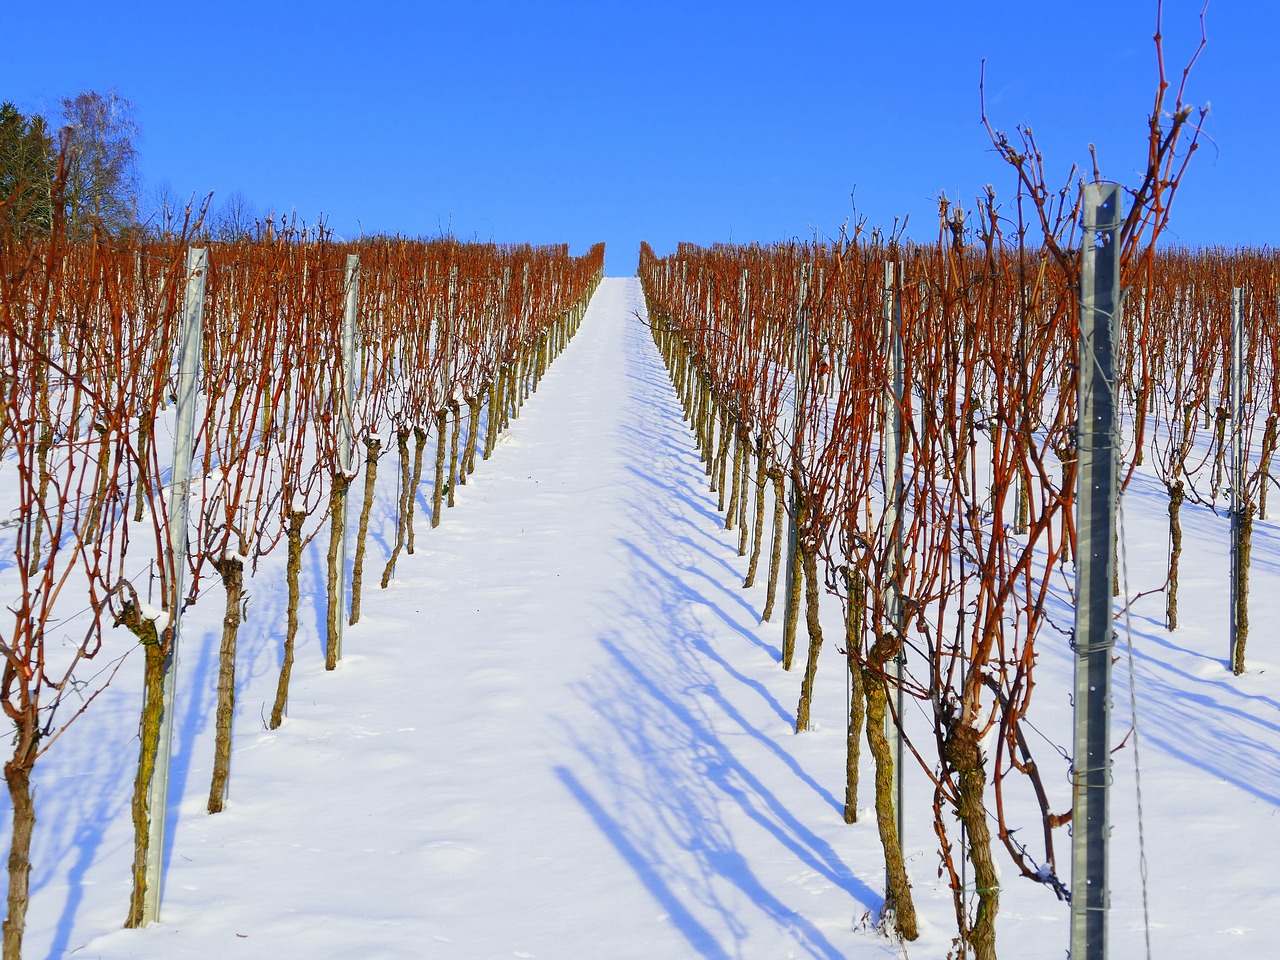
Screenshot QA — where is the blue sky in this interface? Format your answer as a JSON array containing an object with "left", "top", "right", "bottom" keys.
[{"left": 3, "top": 1, "right": 1269, "bottom": 274}]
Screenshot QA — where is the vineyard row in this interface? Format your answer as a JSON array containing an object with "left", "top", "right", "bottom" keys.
[
  {"left": 638, "top": 229, "right": 1279, "bottom": 956},
  {"left": 0, "top": 228, "right": 604, "bottom": 951}
]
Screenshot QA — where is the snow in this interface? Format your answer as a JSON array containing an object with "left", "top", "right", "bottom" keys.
[
  {"left": 3, "top": 278, "right": 1279, "bottom": 958},
  {"left": 135, "top": 600, "right": 165, "bottom": 624}
]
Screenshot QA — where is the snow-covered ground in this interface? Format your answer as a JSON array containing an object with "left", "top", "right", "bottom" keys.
[{"left": 5, "top": 278, "right": 1278, "bottom": 958}]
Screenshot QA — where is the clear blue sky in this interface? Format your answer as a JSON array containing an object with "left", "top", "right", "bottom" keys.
[{"left": 3, "top": 1, "right": 1270, "bottom": 274}]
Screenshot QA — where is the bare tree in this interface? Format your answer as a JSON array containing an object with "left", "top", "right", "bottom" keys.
[
  {"left": 213, "top": 190, "right": 259, "bottom": 241},
  {"left": 143, "top": 179, "right": 212, "bottom": 239},
  {"left": 59, "top": 89, "right": 141, "bottom": 237}
]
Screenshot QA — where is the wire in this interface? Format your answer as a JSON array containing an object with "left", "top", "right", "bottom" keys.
[{"left": 1116, "top": 493, "right": 1154, "bottom": 960}]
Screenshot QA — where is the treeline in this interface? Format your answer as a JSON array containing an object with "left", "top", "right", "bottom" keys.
[
  {"left": 0, "top": 91, "right": 141, "bottom": 240},
  {"left": 1, "top": 90, "right": 329, "bottom": 243}
]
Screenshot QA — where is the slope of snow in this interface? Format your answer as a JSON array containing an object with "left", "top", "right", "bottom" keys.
[{"left": 4, "top": 278, "right": 1278, "bottom": 958}]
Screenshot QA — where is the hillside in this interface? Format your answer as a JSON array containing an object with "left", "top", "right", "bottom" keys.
[{"left": 4, "top": 277, "right": 1277, "bottom": 959}]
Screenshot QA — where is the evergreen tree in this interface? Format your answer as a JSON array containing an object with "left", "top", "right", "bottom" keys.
[{"left": 0, "top": 102, "right": 55, "bottom": 237}]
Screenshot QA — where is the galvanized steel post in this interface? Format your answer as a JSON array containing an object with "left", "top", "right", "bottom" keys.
[
  {"left": 334, "top": 253, "right": 360, "bottom": 660},
  {"left": 883, "top": 260, "right": 906, "bottom": 857},
  {"left": 142, "top": 246, "right": 207, "bottom": 924},
  {"left": 1071, "top": 182, "right": 1122, "bottom": 960},
  {"left": 1228, "top": 286, "right": 1245, "bottom": 672},
  {"left": 783, "top": 264, "right": 811, "bottom": 651}
]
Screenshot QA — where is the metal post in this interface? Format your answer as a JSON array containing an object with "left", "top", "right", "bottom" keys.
[
  {"left": 142, "top": 246, "right": 206, "bottom": 924},
  {"left": 1228, "top": 286, "right": 1244, "bottom": 670},
  {"left": 883, "top": 261, "right": 906, "bottom": 855},
  {"left": 738, "top": 268, "right": 749, "bottom": 376},
  {"left": 783, "top": 265, "right": 811, "bottom": 647},
  {"left": 334, "top": 253, "right": 360, "bottom": 658},
  {"left": 340, "top": 255, "right": 361, "bottom": 460},
  {"left": 444, "top": 265, "right": 457, "bottom": 408},
  {"left": 1071, "top": 182, "right": 1122, "bottom": 960}
]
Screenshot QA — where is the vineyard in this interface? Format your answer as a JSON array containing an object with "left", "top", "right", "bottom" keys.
[
  {"left": 1, "top": 211, "right": 1277, "bottom": 957},
  {"left": 0, "top": 224, "right": 605, "bottom": 957},
  {"left": 639, "top": 228, "right": 1280, "bottom": 957},
  {"left": 6, "top": 0, "right": 1278, "bottom": 953},
  {"left": 2, "top": 98, "right": 1279, "bottom": 959}
]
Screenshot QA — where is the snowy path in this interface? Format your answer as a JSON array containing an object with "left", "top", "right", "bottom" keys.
[
  {"left": 19, "top": 278, "right": 1280, "bottom": 959},
  {"left": 56, "top": 278, "right": 895, "bottom": 959}
]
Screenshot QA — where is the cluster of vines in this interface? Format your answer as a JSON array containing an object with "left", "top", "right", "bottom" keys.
[
  {"left": 639, "top": 229, "right": 1277, "bottom": 955},
  {"left": 0, "top": 209, "right": 602, "bottom": 956}
]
